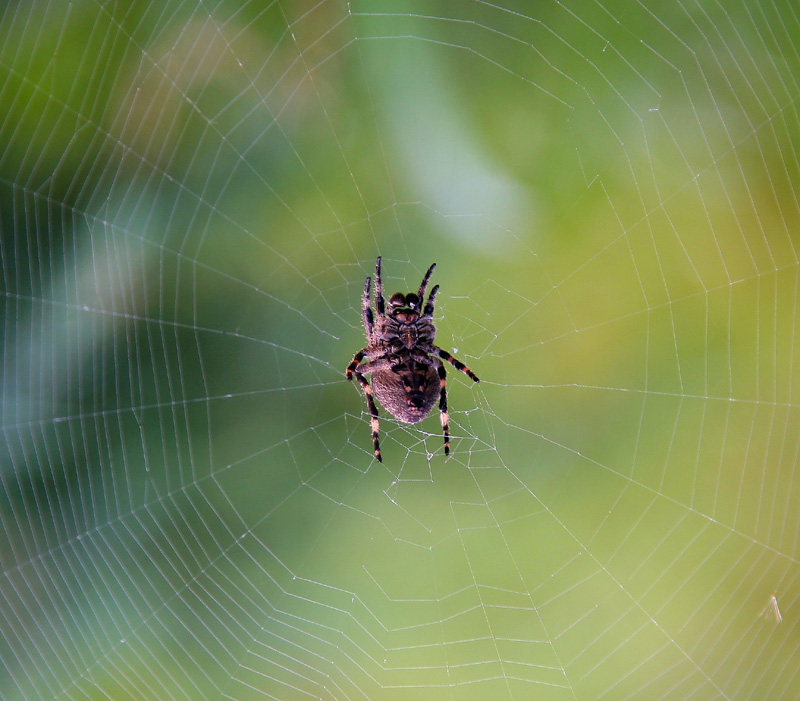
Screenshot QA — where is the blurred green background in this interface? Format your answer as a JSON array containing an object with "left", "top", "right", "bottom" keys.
[{"left": 1, "top": 0, "right": 798, "bottom": 698}]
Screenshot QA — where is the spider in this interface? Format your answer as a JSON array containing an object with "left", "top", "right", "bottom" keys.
[{"left": 346, "top": 257, "right": 479, "bottom": 461}]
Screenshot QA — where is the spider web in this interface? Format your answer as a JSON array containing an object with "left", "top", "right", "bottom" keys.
[{"left": 1, "top": 0, "right": 799, "bottom": 698}]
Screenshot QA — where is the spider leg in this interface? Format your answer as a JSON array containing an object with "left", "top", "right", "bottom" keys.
[
  {"left": 354, "top": 372, "right": 382, "bottom": 462},
  {"left": 417, "top": 263, "right": 436, "bottom": 303},
  {"left": 355, "top": 357, "right": 396, "bottom": 375},
  {"left": 375, "top": 256, "right": 385, "bottom": 316},
  {"left": 434, "top": 347, "right": 480, "bottom": 382},
  {"left": 362, "top": 275, "right": 374, "bottom": 342},
  {"left": 437, "top": 361, "right": 450, "bottom": 456},
  {"left": 346, "top": 346, "right": 391, "bottom": 379},
  {"left": 423, "top": 284, "right": 439, "bottom": 317},
  {"left": 346, "top": 348, "right": 367, "bottom": 380}
]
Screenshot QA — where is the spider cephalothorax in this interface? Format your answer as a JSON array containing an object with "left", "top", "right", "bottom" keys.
[{"left": 346, "top": 257, "right": 479, "bottom": 461}]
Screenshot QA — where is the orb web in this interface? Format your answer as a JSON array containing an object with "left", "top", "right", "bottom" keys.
[{"left": 1, "top": 0, "right": 798, "bottom": 698}]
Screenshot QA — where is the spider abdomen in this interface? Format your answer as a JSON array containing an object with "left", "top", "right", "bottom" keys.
[{"left": 371, "top": 361, "right": 440, "bottom": 424}]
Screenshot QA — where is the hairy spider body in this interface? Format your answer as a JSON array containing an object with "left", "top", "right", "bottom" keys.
[
  {"left": 371, "top": 360, "right": 439, "bottom": 424},
  {"left": 346, "top": 257, "right": 479, "bottom": 461}
]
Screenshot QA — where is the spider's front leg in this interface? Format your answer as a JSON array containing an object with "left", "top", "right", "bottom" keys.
[
  {"left": 417, "top": 263, "right": 436, "bottom": 304},
  {"left": 423, "top": 284, "right": 439, "bottom": 317},
  {"left": 362, "top": 275, "right": 374, "bottom": 342},
  {"left": 375, "top": 256, "right": 385, "bottom": 316}
]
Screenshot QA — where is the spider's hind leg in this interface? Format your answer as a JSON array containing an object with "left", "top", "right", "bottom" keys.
[
  {"left": 346, "top": 348, "right": 366, "bottom": 380},
  {"left": 434, "top": 347, "right": 479, "bottom": 383},
  {"left": 436, "top": 362, "right": 450, "bottom": 456},
  {"left": 354, "top": 372, "right": 382, "bottom": 462}
]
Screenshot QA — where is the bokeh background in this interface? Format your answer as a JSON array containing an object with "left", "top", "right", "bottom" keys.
[{"left": 2, "top": 0, "right": 799, "bottom": 698}]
